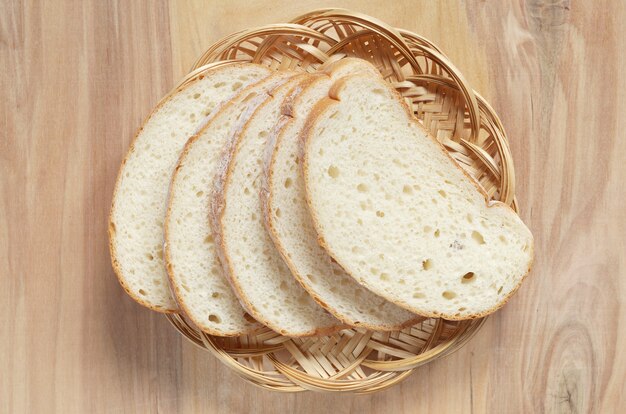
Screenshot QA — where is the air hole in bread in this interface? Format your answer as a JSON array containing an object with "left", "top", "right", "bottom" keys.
[
  {"left": 204, "top": 235, "right": 213, "bottom": 244},
  {"left": 279, "top": 281, "right": 288, "bottom": 291},
  {"left": 438, "top": 190, "right": 447, "bottom": 198},
  {"left": 284, "top": 178, "right": 292, "bottom": 188},
  {"left": 211, "top": 292, "right": 220, "bottom": 298},
  {"left": 357, "top": 183, "right": 368, "bottom": 192},
  {"left": 423, "top": 225, "right": 432, "bottom": 233},
  {"left": 497, "top": 286, "right": 504, "bottom": 294},
  {"left": 196, "top": 191, "right": 204, "bottom": 197},
  {"left": 461, "top": 272, "right": 476, "bottom": 284},
  {"left": 244, "top": 187, "right": 250, "bottom": 195},
  {"left": 329, "top": 111, "right": 339, "bottom": 119},
  {"left": 442, "top": 291, "right": 456, "bottom": 300},
  {"left": 306, "top": 274, "right": 315, "bottom": 282},
  {"left": 434, "top": 229, "right": 441, "bottom": 238},
  {"left": 370, "top": 267, "right": 379, "bottom": 275},
  {"left": 413, "top": 292, "right": 425, "bottom": 299},
  {"left": 275, "top": 208, "right": 281, "bottom": 218},
  {"left": 380, "top": 273, "right": 390, "bottom": 281},
  {"left": 422, "top": 259, "right": 433, "bottom": 270},
  {"left": 146, "top": 253, "right": 154, "bottom": 261},
  {"left": 259, "top": 130, "right": 268, "bottom": 138},
  {"left": 399, "top": 279, "right": 406, "bottom": 285},
  {"left": 466, "top": 213, "right": 473, "bottom": 223},
  {"left": 376, "top": 210, "right": 385, "bottom": 217},
  {"left": 231, "top": 81, "right": 243, "bottom": 91},
  {"left": 138, "top": 289, "right": 147, "bottom": 296},
  {"left": 356, "top": 218, "right": 363, "bottom": 225},
  {"left": 499, "top": 235, "right": 508, "bottom": 244},
  {"left": 251, "top": 213, "right": 257, "bottom": 221},
  {"left": 431, "top": 198, "right": 438, "bottom": 204},
  {"left": 327, "top": 165, "right": 339, "bottom": 178},
  {"left": 403, "top": 185, "right": 413, "bottom": 195},
  {"left": 208, "top": 314, "right": 221, "bottom": 323},
  {"left": 193, "top": 93, "right": 201, "bottom": 99},
  {"left": 472, "top": 231, "right": 485, "bottom": 244}
]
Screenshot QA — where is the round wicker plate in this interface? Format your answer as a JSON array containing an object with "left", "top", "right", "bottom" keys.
[{"left": 166, "top": 8, "right": 517, "bottom": 393}]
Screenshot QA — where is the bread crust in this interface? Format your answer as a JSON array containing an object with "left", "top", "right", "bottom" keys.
[
  {"left": 209, "top": 73, "right": 345, "bottom": 337},
  {"left": 300, "top": 74, "right": 535, "bottom": 320},
  {"left": 109, "top": 62, "right": 271, "bottom": 313},
  {"left": 261, "top": 75, "right": 424, "bottom": 331}
]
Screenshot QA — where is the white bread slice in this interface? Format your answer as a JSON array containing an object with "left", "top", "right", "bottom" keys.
[
  {"left": 262, "top": 60, "right": 422, "bottom": 330},
  {"left": 165, "top": 73, "right": 296, "bottom": 335},
  {"left": 109, "top": 63, "right": 271, "bottom": 312},
  {"left": 211, "top": 74, "right": 344, "bottom": 337},
  {"left": 302, "top": 74, "right": 534, "bottom": 320}
]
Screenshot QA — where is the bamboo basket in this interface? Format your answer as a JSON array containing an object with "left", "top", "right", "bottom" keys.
[{"left": 166, "top": 8, "right": 517, "bottom": 393}]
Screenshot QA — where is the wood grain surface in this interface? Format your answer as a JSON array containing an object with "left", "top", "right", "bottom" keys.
[{"left": 1, "top": 1, "right": 624, "bottom": 412}]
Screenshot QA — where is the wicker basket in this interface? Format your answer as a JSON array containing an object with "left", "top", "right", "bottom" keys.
[{"left": 166, "top": 8, "right": 517, "bottom": 393}]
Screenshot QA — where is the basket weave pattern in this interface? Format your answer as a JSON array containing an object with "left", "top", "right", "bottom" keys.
[{"left": 167, "top": 9, "right": 515, "bottom": 393}]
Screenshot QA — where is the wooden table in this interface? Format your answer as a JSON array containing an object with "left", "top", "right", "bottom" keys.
[{"left": 2, "top": 1, "right": 624, "bottom": 412}]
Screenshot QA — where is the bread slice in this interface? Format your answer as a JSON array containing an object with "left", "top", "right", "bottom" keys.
[
  {"left": 211, "top": 74, "right": 344, "bottom": 337},
  {"left": 262, "top": 59, "right": 422, "bottom": 330},
  {"left": 302, "top": 74, "right": 534, "bottom": 320},
  {"left": 109, "top": 63, "right": 271, "bottom": 312},
  {"left": 165, "top": 72, "right": 297, "bottom": 335}
]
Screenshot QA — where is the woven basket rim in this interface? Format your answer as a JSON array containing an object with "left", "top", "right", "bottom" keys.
[{"left": 164, "top": 8, "right": 517, "bottom": 394}]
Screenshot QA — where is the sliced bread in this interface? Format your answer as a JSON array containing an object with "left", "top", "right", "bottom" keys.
[
  {"left": 109, "top": 63, "right": 271, "bottom": 312},
  {"left": 165, "top": 72, "right": 296, "bottom": 335},
  {"left": 262, "top": 59, "right": 422, "bottom": 330},
  {"left": 302, "top": 74, "right": 534, "bottom": 320},
  {"left": 211, "top": 75, "right": 343, "bottom": 337}
]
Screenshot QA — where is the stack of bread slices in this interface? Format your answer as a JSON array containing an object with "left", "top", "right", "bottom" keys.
[{"left": 109, "top": 58, "right": 534, "bottom": 337}]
